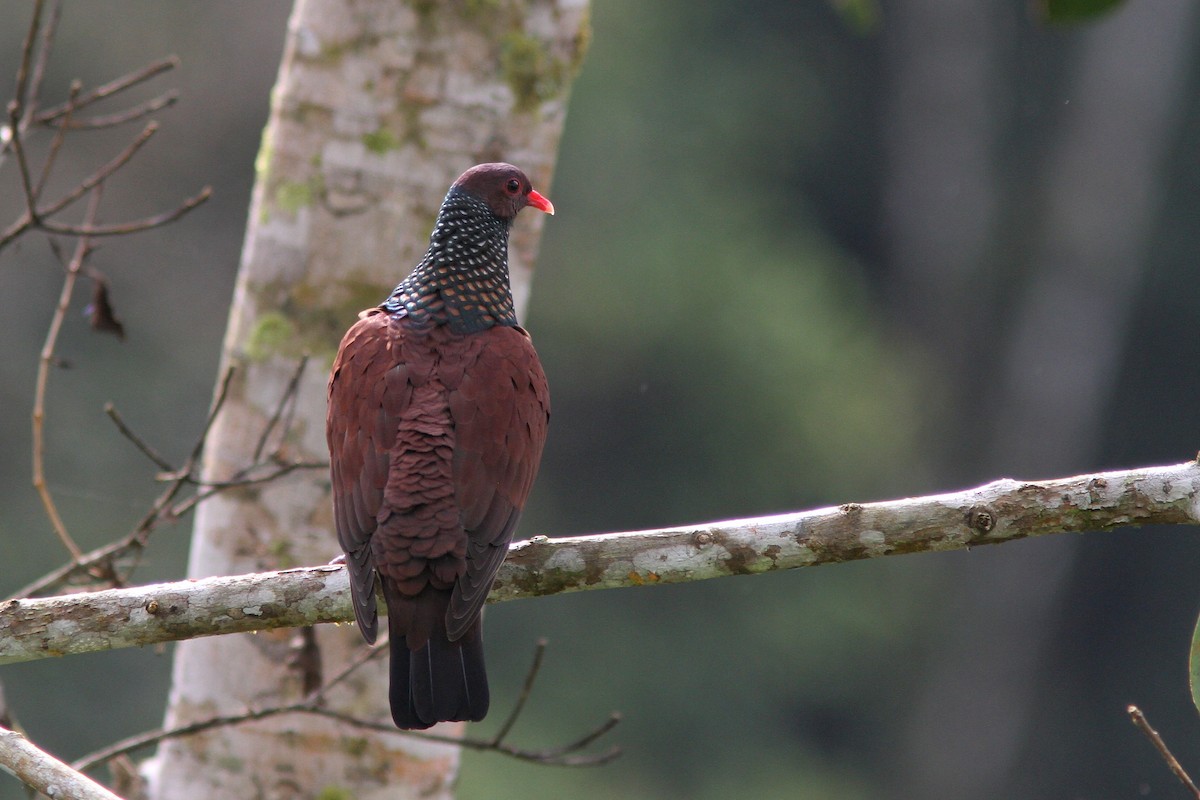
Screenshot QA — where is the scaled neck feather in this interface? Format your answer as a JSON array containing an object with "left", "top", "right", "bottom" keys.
[{"left": 383, "top": 187, "right": 517, "bottom": 334}]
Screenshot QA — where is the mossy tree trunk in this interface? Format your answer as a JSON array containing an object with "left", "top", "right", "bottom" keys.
[{"left": 149, "top": 1, "right": 589, "bottom": 797}]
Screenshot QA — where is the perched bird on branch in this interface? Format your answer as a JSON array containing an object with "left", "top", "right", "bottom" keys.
[{"left": 327, "top": 163, "right": 553, "bottom": 729}]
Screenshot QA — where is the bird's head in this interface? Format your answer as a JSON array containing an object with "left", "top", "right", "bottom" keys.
[{"left": 453, "top": 163, "right": 555, "bottom": 221}]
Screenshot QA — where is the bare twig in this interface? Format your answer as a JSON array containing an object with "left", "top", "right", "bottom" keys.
[
  {"left": 305, "top": 634, "right": 389, "bottom": 704},
  {"left": 33, "top": 55, "right": 180, "bottom": 125},
  {"left": 71, "top": 706, "right": 303, "bottom": 774},
  {"left": 0, "top": 0, "right": 44, "bottom": 170},
  {"left": 184, "top": 460, "right": 329, "bottom": 491},
  {"left": 0, "top": 121, "right": 162, "bottom": 249},
  {"left": 102, "top": 365, "right": 239, "bottom": 586},
  {"left": 491, "top": 637, "right": 549, "bottom": 746},
  {"left": 30, "top": 187, "right": 106, "bottom": 562},
  {"left": 74, "top": 703, "right": 617, "bottom": 774},
  {"left": 168, "top": 459, "right": 328, "bottom": 518},
  {"left": 44, "top": 122, "right": 159, "bottom": 214},
  {"left": 111, "top": 356, "right": 324, "bottom": 520},
  {"left": 254, "top": 355, "right": 309, "bottom": 462},
  {"left": 6, "top": 99, "right": 42, "bottom": 220},
  {"left": 1127, "top": 705, "right": 1200, "bottom": 798},
  {"left": 8, "top": 536, "right": 142, "bottom": 601},
  {"left": 37, "top": 184, "right": 212, "bottom": 239},
  {"left": 33, "top": 79, "right": 81, "bottom": 199},
  {"left": 160, "top": 355, "right": 325, "bottom": 515},
  {"left": 103, "top": 403, "right": 173, "bottom": 472},
  {"left": 486, "top": 637, "right": 621, "bottom": 765},
  {"left": 9, "top": 0, "right": 44, "bottom": 120},
  {"left": 11, "top": 366, "right": 238, "bottom": 598},
  {"left": 520, "top": 712, "right": 622, "bottom": 766},
  {"left": 22, "top": 0, "right": 61, "bottom": 126},
  {"left": 1, "top": 40, "right": 203, "bottom": 256},
  {"left": 15, "top": 355, "right": 324, "bottom": 598},
  {"left": 189, "top": 365, "right": 238, "bottom": 466},
  {"left": 71, "top": 639, "right": 620, "bottom": 774},
  {"left": 2, "top": 3, "right": 219, "bottom": 600},
  {"left": 67, "top": 90, "right": 179, "bottom": 130}
]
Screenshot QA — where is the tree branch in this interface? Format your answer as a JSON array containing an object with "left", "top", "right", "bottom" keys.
[
  {"left": 32, "top": 56, "right": 179, "bottom": 126},
  {"left": 30, "top": 186, "right": 105, "bottom": 563},
  {"left": 2, "top": 460, "right": 1199, "bottom": 666},
  {"left": 8, "top": 361, "right": 327, "bottom": 601},
  {"left": 70, "top": 638, "right": 618, "bottom": 773},
  {"left": 0, "top": 724, "right": 123, "bottom": 800},
  {"left": 1128, "top": 705, "right": 1200, "bottom": 798}
]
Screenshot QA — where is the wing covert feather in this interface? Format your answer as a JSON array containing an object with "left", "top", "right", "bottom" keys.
[
  {"left": 446, "top": 325, "right": 549, "bottom": 640},
  {"left": 327, "top": 309, "right": 400, "bottom": 644}
]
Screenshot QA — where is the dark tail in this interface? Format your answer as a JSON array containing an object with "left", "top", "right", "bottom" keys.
[{"left": 389, "top": 619, "right": 489, "bottom": 730}]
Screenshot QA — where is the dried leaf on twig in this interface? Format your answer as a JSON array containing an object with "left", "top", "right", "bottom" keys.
[{"left": 85, "top": 275, "right": 124, "bottom": 339}]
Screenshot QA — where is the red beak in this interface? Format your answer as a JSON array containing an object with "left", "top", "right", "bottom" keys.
[{"left": 527, "top": 188, "right": 554, "bottom": 215}]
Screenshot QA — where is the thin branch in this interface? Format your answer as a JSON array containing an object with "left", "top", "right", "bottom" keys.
[
  {"left": 254, "top": 355, "right": 308, "bottom": 462},
  {"left": 293, "top": 705, "right": 622, "bottom": 766},
  {"left": 523, "top": 713, "right": 622, "bottom": 766},
  {"left": 1, "top": 122, "right": 162, "bottom": 250},
  {"left": 304, "top": 633, "right": 389, "bottom": 704},
  {"left": 0, "top": 724, "right": 122, "bottom": 800},
  {"left": 491, "top": 637, "right": 548, "bottom": 746},
  {"left": 10, "top": 0, "right": 44, "bottom": 119},
  {"left": 485, "top": 637, "right": 621, "bottom": 765},
  {"left": 8, "top": 536, "right": 141, "bottom": 601},
  {"left": 6, "top": 99, "right": 42, "bottom": 220},
  {"left": 104, "top": 364, "right": 238, "bottom": 582},
  {"left": 43, "top": 119, "right": 160, "bottom": 212},
  {"left": 30, "top": 187, "right": 105, "bottom": 562},
  {"left": 0, "top": 54, "right": 204, "bottom": 254},
  {"left": 0, "top": 0, "right": 44, "bottom": 170},
  {"left": 71, "top": 639, "right": 618, "bottom": 774},
  {"left": 73, "top": 701, "right": 616, "bottom": 774},
  {"left": 66, "top": 90, "right": 178, "bottom": 130},
  {"left": 71, "top": 705, "right": 303, "bottom": 774},
  {"left": 5, "top": 461, "right": 1200, "bottom": 665},
  {"left": 169, "top": 459, "right": 327, "bottom": 517},
  {"left": 0, "top": 120, "right": 152, "bottom": 247},
  {"left": 33, "top": 55, "right": 180, "bottom": 125},
  {"left": 33, "top": 79, "right": 81, "bottom": 200},
  {"left": 181, "top": 460, "right": 329, "bottom": 491},
  {"left": 12, "top": 366, "right": 239, "bottom": 599},
  {"left": 1128, "top": 705, "right": 1200, "bottom": 798},
  {"left": 36, "top": 184, "right": 212, "bottom": 239},
  {"left": 137, "top": 355, "right": 324, "bottom": 516},
  {"left": 188, "top": 366, "right": 237, "bottom": 463},
  {"left": 104, "top": 402, "right": 173, "bottom": 472},
  {"left": 15, "top": 358, "right": 328, "bottom": 600},
  {"left": 160, "top": 355, "right": 324, "bottom": 516},
  {"left": 22, "top": 0, "right": 61, "bottom": 126}
]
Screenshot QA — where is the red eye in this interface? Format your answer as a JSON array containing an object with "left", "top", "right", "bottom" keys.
[{"left": 505, "top": 179, "right": 520, "bottom": 194}]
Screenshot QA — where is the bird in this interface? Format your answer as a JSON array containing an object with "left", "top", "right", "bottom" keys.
[{"left": 326, "top": 163, "right": 553, "bottom": 729}]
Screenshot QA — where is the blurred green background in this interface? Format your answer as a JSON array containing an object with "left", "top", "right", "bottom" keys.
[{"left": 4, "top": 1, "right": 1200, "bottom": 798}]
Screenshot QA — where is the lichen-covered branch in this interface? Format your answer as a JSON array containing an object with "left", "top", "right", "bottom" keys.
[
  {"left": 3, "top": 461, "right": 1198, "bottom": 666},
  {"left": 1, "top": 567, "right": 347, "bottom": 665},
  {"left": 0, "top": 724, "right": 123, "bottom": 800}
]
